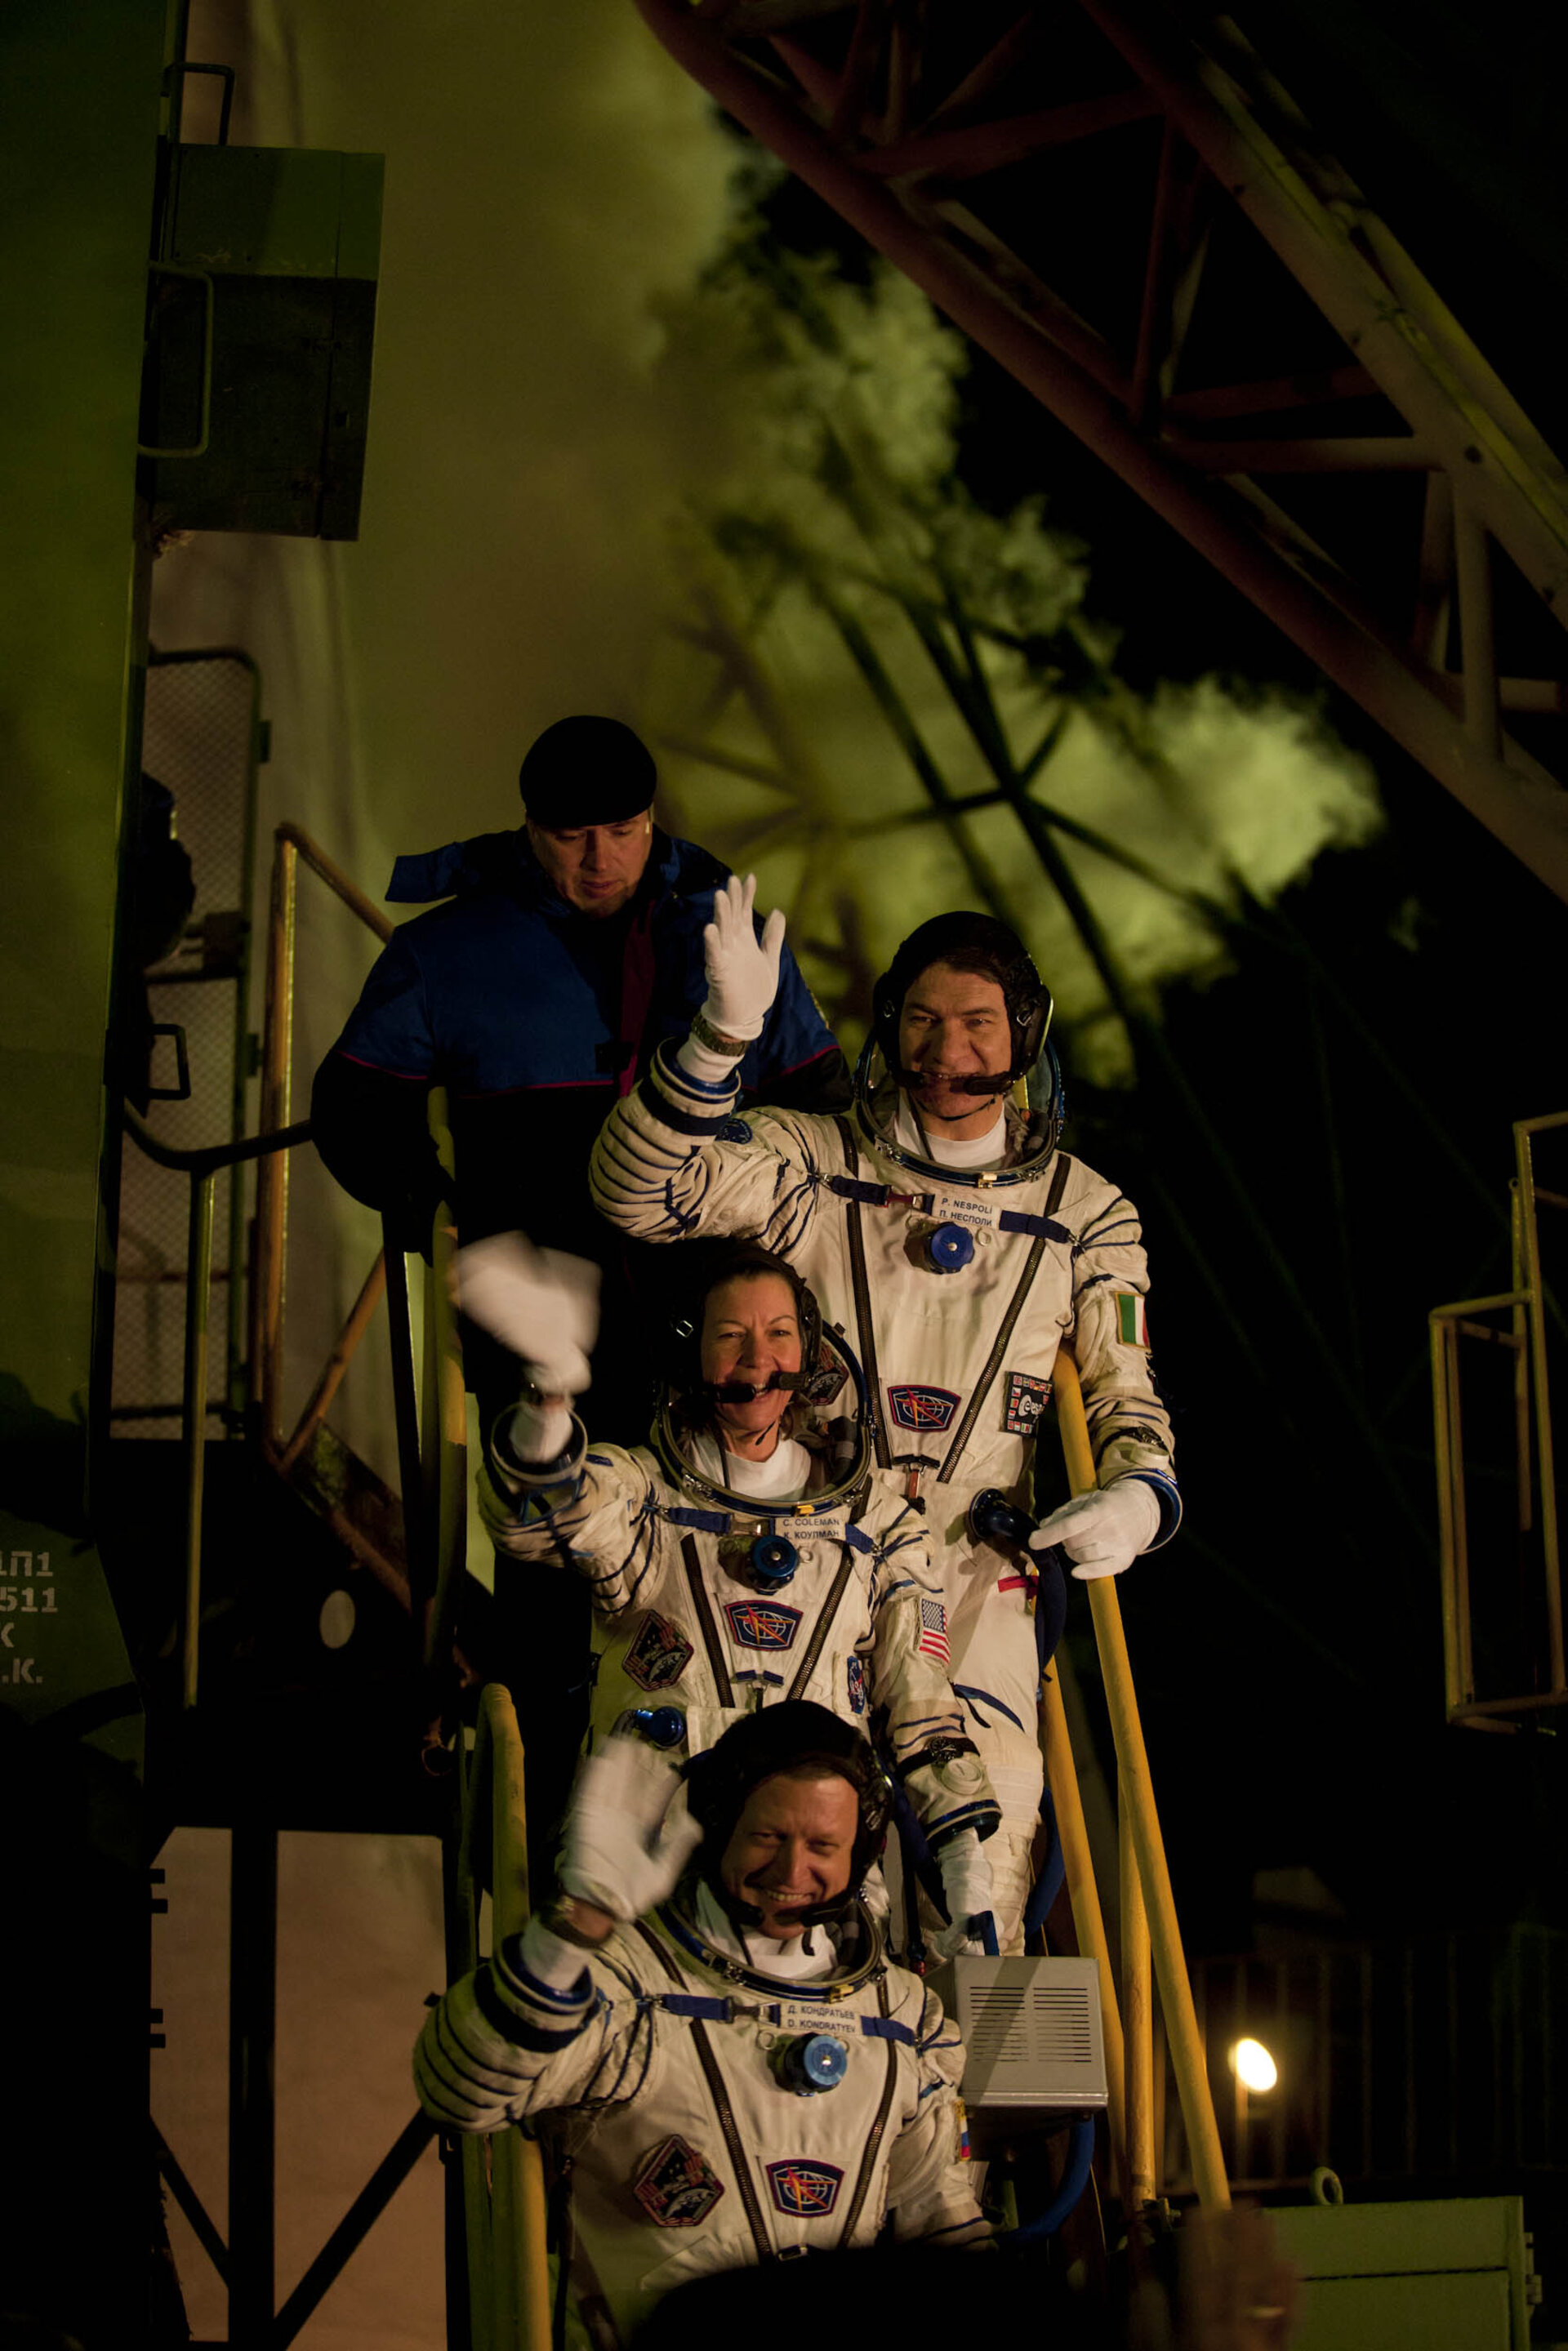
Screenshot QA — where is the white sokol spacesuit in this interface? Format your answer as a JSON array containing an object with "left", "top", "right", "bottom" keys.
[
  {"left": 473, "top": 1241, "right": 1002, "bottom": 1916},
  {"left": 589, "top": 906, "right": 1180, "bottom": 1945},
  {"left": 416, "top": 1712, "right": 987, "bottom": 2345}
]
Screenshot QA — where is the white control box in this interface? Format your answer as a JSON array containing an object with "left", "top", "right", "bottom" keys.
[{"left": 927, "top": 1955, "right": 1107, "bottom": 2139}]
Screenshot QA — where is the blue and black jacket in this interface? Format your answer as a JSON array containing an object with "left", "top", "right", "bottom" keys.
[{"left": 310, "top": 826, "right": 845, "bottom": 1275}]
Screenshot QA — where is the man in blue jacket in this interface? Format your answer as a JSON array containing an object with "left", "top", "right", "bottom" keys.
[{"left": 311, "top": 715, "right": 845, "bottom": 1428}]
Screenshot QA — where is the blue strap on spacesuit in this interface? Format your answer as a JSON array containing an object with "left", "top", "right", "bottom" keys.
[
  {"left": 825, "top": 1173, "right": 1070, "bottom": 1245},
  {"left": 661, "top": 1507, "right": 876, "bottom": 1553}
]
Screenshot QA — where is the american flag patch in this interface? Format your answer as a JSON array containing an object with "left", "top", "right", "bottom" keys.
[{"left": 916, "top": 1597, "right": 950, "bottom": 1663}]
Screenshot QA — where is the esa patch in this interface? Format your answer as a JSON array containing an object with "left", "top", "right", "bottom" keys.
[
  {"left": 633, "top": 2135, "right": 725, "bottom": 2229},
  {"left": 887, "top": 1383, "right": 960, "bottom": 1433},
  {"left": 724, "top": 1598, "right": 803, "bottom": 1651},
  {"left": 766, "top": 2159, "right": 844, "bottom": 2219},
  {"left": 717, "top": 1116, "right": 753, "bottom": 1143},
  {"left": 1003, "top": 1370, "right": 1052, "bottom": 1435},
  {"left": 625, "top": 1609, "right": 694, "bottom": 1692},
  {"left": 846, "top": 1653, "right": 868, "bottom": 1716}
]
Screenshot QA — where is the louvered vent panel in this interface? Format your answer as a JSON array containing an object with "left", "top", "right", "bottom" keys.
[{"left": 930, "top": 1957, "right": 1107, "bottom": 2113}]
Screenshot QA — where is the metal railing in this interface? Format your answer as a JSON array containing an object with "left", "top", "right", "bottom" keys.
[
  {"left": 450, "top": 1686, "right": 551, "bottom": 2351},
  {"left": 1431, "top": 1111, "right": 1566, "bottom": 1725},
  {"left": 252, "top": 821, "right": 465, "bottom": 1656},
  {"left": 123, "top": 815, "right": 459, "bottom": 1705},
  {"left": 253, "top": 821, "right": 394, "bottom": 1463},
  {"left": 122, "top": 1103, "right": 310, "bottom": 1709},
  {"left": 1045, "top": 1356, "right": 1230, "bottom": 2213}
]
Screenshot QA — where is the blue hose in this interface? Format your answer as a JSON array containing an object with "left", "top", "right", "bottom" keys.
[
  {"left": 1022, "top": 1784, "right": 1065, "bottom": 1939},
  {"left": 1002, "top": 2117, "right": 1096, "bottom": 2244}
]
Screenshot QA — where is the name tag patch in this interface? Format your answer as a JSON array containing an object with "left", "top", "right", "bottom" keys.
[
  {"left": 1003, "top": 1371, "right": 1052, "bottom": 1435},
  {"left": 767, "top": 2158, "right": 844, "bottom": 2218},
  {"left": 625, "top": 1610, "right": 694, "bottom": 1692},
  {"left": 724, "top": 1598, "right": 803, "bottom": 1651},
  {"left": 633, "top": 2134, "right": 725, "bottom": 2228},
  {"left": 770, "top": 2001, "right": 853, "bottom": 2038},
  {"left": 887, "top": 1383, "right": 960, "bottom": 1432}
]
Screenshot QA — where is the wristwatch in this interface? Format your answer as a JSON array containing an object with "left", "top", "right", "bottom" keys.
[
  {"left": 541, "top": 1894, "right": 613, "bottom": 1949},
  {"left": 690, "top": 1011, "right": 750, "bottom": 1058}
]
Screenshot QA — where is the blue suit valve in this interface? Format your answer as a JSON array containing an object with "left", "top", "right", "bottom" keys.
[
  {"left": 924, "top": 1222, "right": 975, "bottom": 1275},
  {"left": 617, "top": 1706, "right": 686, "bottom": 1751},
  {"left": 750, "top": 1534, "right": 800, "bottom": 1587},
  {"left": 772, "top": 2033, "right": 849, "bottom": 2095}
]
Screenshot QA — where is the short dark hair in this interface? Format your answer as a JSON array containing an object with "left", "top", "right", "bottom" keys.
[{"left": 882, "top": 911, "right": 1035, "bottom": 1012}]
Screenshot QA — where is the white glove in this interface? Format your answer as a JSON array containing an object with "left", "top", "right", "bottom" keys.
[
  {"left": 932, "top": 1829, "right": 995, "bottom": 1960},
  {"left": 455, "top": 1233, "right": 599, "bottom": 1394},
  {"left": 1030, "top": 1477, "right": 1160, "bottom": 1582},
  {"left": 699, "top": 873, "right": 786, "bottom": 1042},
  {"left": 558, "top": 1737, "right": 705, "bottom": 1921}
]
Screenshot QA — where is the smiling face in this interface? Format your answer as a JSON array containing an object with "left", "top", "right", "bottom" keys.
[
  {"left": 897, "top": 960, "right": 1013, "bottom": 1137},
  {"left": 699, "top": 1271, "right": 802, "bottom": 1459},
  {"left": 719, "top": 1769, "right": 858, "bottom": 1939},
  {"left": 527, "top": 812, "right": 653, "bottom": 917}
]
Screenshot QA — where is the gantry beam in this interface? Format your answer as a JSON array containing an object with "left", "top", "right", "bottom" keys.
[{"left": 634, "top": 0, "right": 1568, "bottom": 903}]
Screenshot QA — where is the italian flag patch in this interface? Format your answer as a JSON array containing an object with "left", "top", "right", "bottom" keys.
[{"left": 1115, "top": 1292, "right": 1149, "bottom": 1348}]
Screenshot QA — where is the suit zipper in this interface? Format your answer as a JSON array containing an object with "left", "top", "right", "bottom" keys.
[{"left": 681, "top": 1534, "right": 733, "bottom": 1708}]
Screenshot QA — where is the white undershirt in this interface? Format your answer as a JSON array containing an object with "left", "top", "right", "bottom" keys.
[
  {"left": 893, "top": 1095, "right": 1009, "bottom": 1170},
  {"left": 694, "top": 1881, "right": 836, "bottom": 1981},
  {"left": 688, "top": 1429, "right": 812, "bottom": 1503}
]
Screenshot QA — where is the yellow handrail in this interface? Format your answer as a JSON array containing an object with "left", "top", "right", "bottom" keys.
[
  {"left": 422, "top": 1088, "right": 469, "bottom": 1672},
  {"left": 254, "top": 833, "right": 298, "bottom": 1454},
  {"left": 1053, "top": 1353, "right": 1231, "bottom": 2211},
  {"left": 247, "top": 822, "right": 425, "bottom": 1622},
  {"left": 457, "top": 1688, "right": 551, "bottom": 2351}
]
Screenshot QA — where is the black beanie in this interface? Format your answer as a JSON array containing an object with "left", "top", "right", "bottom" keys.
[{"left": 518, "top": 715, "right": 657, "bottom": 827}]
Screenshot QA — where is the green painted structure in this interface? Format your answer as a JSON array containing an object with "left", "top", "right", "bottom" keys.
[
  {"left": 2, "top": 4, "right": 167, "bottom": 2340},
  {"left": 1272, "top": 2196, "right": 1539, "bottom": 2349}
]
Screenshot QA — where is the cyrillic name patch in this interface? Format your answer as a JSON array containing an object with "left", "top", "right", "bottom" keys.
[
  {"left": 887, "top": 1383, "right": 960, "bottom": 1432},
  {"left": 767, "top": 2158, "right": 844, "bottom": 2218},
  {"left": 625, "top": 1610, "right": 695, "bottom": 1692},
  {"left": 724, "top": 1598, "right": 803, "bottom": 1651},
  {"left": 1115, "top": 1292, "right": 1150, "bottom": 1348},
  {"left": 633, "top": 2135, "right": 725, "bottom": 2228},
  {"left": 1003, "top": 1370, "right": 1052, "bottom": 1434}
]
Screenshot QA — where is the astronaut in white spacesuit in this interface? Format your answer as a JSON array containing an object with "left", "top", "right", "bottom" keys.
[
  {"left": 587, "top": 881, "right": 1180, "bottom": 1947},
  {"left": 460, "top": 1228, "right": 1000, "bottom": 1952},
  {"left": 416, "top": 1703, "right": 989, "bottom": 2343}
]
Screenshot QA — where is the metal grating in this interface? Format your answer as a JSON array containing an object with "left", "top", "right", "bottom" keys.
[
  {"left": 1183, "top": 1927, "right": 1568, "bottom": 2191},
  {"left": 111, "top": 651, "right": 261, "bottom": 1434}
]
